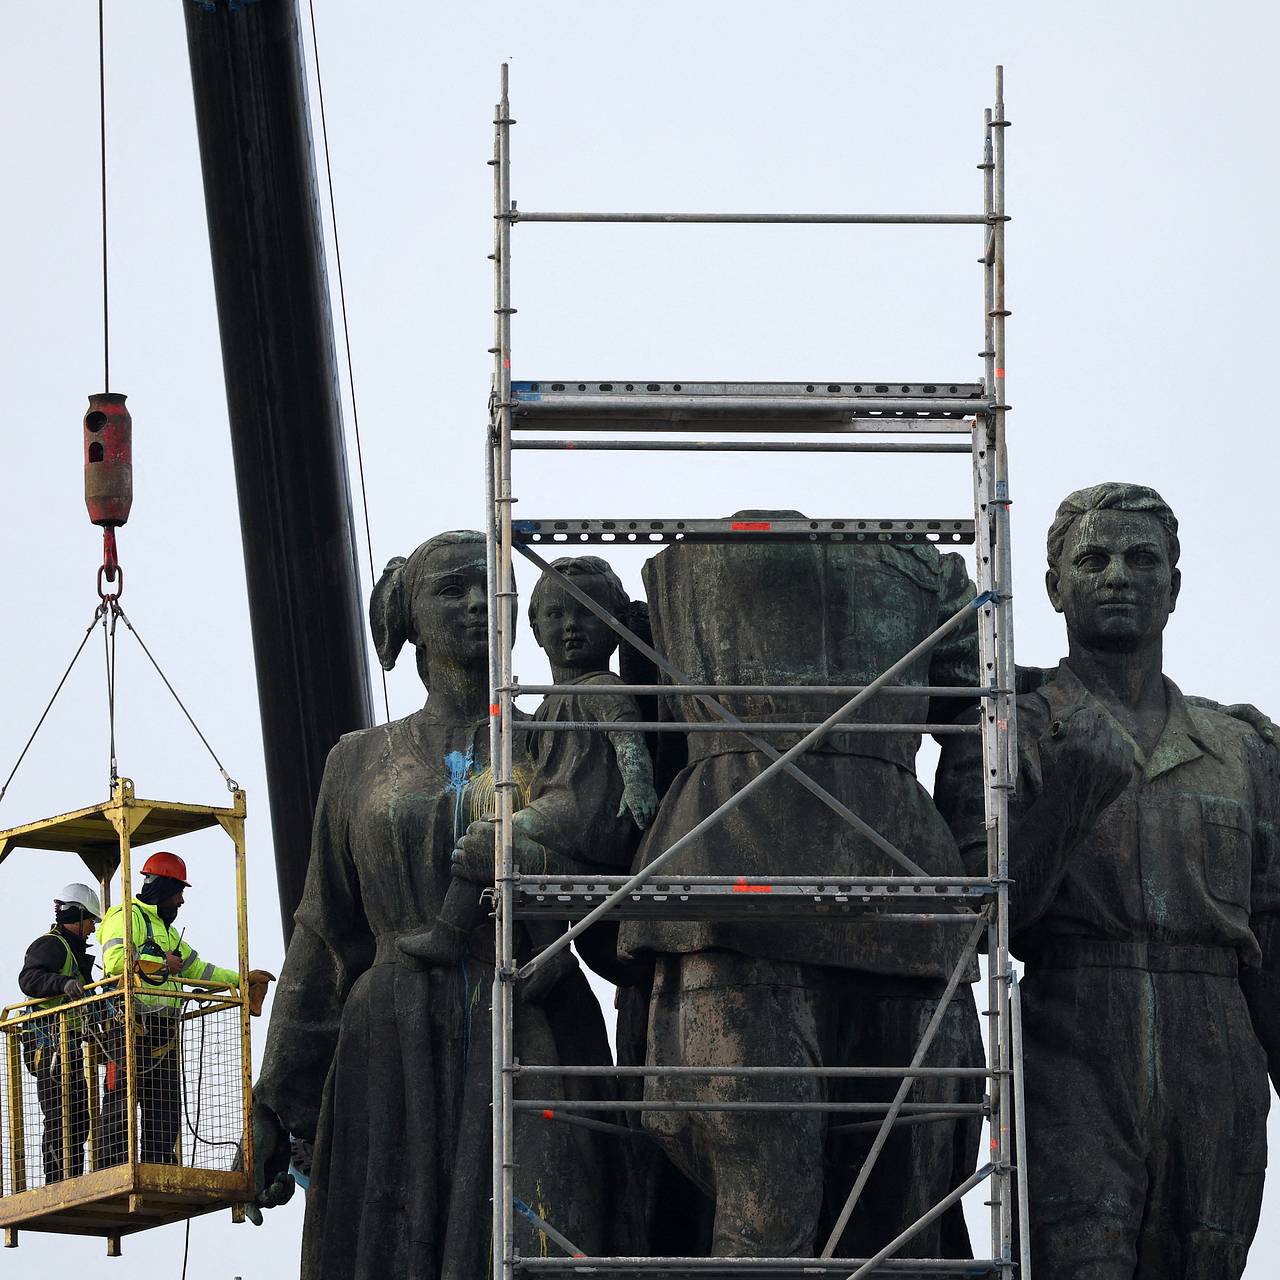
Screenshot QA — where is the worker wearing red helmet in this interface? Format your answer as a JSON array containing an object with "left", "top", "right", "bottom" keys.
[{"left": 97, "top": 850, "right": 273, "bottom": 1166}]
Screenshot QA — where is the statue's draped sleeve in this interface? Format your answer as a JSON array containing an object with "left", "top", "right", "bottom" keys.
[{"left": 255, "top": 738, "right": 371, "bottom": 1141}]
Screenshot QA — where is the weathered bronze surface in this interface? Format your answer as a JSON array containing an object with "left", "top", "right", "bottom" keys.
[
  {"left": 982, "top": 484, "right": 1280, "bottom": 1279},
  {"left": 617, "top": 513, "right": 985, "bottom": 1259},
  {"left": 252, "top": 533, "right": 631, "bottom": 1279}
]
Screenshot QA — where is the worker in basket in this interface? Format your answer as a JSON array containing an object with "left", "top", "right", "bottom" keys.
[
  {"left": 97, "top": 851, "right": 274, "bottom": 1166},
  {"left": 17, "top": 883, "right": 102, "bottom": 1183}
]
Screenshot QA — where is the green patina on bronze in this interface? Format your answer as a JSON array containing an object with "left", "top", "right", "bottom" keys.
[{"left": 990, "top": 483, "right": 1280, "bottom": 1280}]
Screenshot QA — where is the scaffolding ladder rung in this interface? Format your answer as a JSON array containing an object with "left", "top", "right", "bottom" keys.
[
  {"left": 515, "top": 721, "right": 982, "bottom": 736},
  {"left": 514, "top": 438, "right": 974, "bottom": 453},
  {"left": 509, "top": 211, "right": 992, "bottom": 225},
  {"left": 513, "top": 1260, "right": 1003, "bottom": 1278},
  {"left": 509, "top": 684, "right": 999, "bottom": 698}
]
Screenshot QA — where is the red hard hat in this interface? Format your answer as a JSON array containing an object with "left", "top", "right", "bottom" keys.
[{"left": 140, "top": 851, "right": 191, "bottom": 887}]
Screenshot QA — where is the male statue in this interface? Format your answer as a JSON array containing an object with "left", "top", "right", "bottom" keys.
[{"left": 996, "top": 483, "right": 1280, "bottom": 1279}]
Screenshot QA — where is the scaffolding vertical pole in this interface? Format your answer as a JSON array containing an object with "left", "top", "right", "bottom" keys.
[
  {"left": 487, "top": 74, "right": 506, "bottom": 1280},
  {"left": 114, "top": 783, "right": 140, "bottom": 1174},
  {"left": 492, "top": 62, "right": 518, "bottom": 1280},
  {"left": 994, "top": 65, "right": 1018, "bottom": 1279},
  {"left": 976, "top": 64, "right": 1018, "bottom": 1279}
]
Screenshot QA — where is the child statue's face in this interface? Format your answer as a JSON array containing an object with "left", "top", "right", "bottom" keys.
[{"left": 531, "top": 578, "right": 619, "bottom": 672}]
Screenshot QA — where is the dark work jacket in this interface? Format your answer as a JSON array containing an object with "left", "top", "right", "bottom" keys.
[{"left": 18, "top": 927, "right": 94, "bottom": 1000}]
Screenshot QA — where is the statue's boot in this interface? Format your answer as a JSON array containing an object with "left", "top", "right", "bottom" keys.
[{"left": 397, "top": 919, "right": 467, "bottom": 965}]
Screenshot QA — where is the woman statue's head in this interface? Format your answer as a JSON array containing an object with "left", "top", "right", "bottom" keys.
[{"left": 370, "top": 531, "right": 491, "bottom": 689}]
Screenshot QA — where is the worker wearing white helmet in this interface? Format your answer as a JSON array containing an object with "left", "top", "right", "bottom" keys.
[{"left": 17, "top": 881, "right": 103, "bottom": 1184}]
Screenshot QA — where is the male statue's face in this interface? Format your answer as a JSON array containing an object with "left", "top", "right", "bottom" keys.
[
  {"left": 531, "top": 579, "right": 617, "bottom": 672},
  {"left": 1047, "top": 509, "right": 1180, "bottom": 653}
]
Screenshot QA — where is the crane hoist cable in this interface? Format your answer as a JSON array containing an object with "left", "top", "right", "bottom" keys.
[{"left": 305, "top": 0, "right": 389, "bottom": 722}]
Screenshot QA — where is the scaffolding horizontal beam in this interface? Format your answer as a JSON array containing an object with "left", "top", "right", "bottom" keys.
[
  {"left": 512, "top": 518, "right": 975, "bottom": 546},
  {"left": 509, "top": 211, "right": 992, "bottom": 224},
  {"left": 514, "top": 1065, "right": 993, "bottom": 1080},
  {"left": 515, "top": 1100, "right": 987, "bottom": 1115},
  {"left": 514, "top": 439, "right": 974, "bottom": 453},
  {"left": 520, "top": 875, "right": 993, "bottom": 887},
  {"left": 515, "top": 721, "right": 980, "bottom": 736},
  {"left": 509, "top": 424, "right": 967, "bottom": 440},
  {"left": 509, "top": 684, "right": 998, "bottom": 698},
  {"left": 514, "top": 1263, "right": 1001, "bottom": 1279},
  {"left": 512, "top": 381, "right": 983, "bottom": 398},
  {"left": 514, "top": 878, "right": 989, "bottom": 922},
  {"left": 511, "top": 392, "right": 989, "bottom": 434},
  {"left": 509, "top": 680, "right": 998, "bottom": 701}
]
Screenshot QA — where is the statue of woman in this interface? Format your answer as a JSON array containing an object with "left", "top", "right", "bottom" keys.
[{"left": 249, "top": 531, "right": 619, "bottom": 1280}]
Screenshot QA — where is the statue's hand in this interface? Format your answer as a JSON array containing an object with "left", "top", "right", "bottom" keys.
[
  {"left": 243, "top": 1101, "right": 295, "bottom": 1225},
  {"left": 1185, "top": 697, "right": 1277, "bottom": 746},
  {"left": 1039, "top": 704, "right": 1135, "bottom": 826},
  {"left": 451, "top": 821, "right": 498, "bottom": 884},
  {"left": 618, "top": 781, "right": 659, "bottom": 830},
  {"left": 454, "top": 819, "right": 555, "bottom": 880}
]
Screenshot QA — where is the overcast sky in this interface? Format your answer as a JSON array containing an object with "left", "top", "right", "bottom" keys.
[{"left": 2, "top": 1, "right": 1279, "bottom": 1276}]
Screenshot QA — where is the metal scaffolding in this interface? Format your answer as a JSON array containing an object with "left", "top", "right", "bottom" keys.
[{"left": 487, "top": 66, "right": 1023, "bottom": 1280}]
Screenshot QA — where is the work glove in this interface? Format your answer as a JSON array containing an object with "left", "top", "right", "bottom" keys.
[
  {"left": 62, "top": 978, "right": 86, "bottom": 1000},
  {"left": 246, "top": 969, "right": 276, "bottom": 1018}
]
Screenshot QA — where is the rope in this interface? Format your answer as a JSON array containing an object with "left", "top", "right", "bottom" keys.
[
  {"left": 0, "top": 606, "right": 103, "bottom": 807},
  {"left": 305, "top": 0, "right": 389, "bottom": 723},
  {"left": 113, "top": 606, "right": 239, "bottom": 792},
  {"left": 97, "top": 0, "right": 109, "bottom": 391}
]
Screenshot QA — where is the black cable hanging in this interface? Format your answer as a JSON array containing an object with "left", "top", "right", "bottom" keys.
[
  {"left": 114, "top": 605, "right": 239, "bottom": 792},
  {"left": 305, "top": 0, "right": 390, "bottom": 722},
  {"left": 98, "top": 0, "right": 109, "bottom": 392}
]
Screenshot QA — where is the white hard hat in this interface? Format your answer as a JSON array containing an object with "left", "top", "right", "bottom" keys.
[{"left": 55, "top": 883, "right": 103, "bottom": 921}]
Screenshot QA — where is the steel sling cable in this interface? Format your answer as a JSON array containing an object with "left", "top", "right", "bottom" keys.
[
  {"left": 305, "top": 0, "right": 389, "bottom": 722},
  {"left": 102, "top": 602, "right": 120, "bottom": 785},
  {"left": 0, "top": 606, "right": 104, "bottom": 806},
  {"left": 112, "top": 605, "right": 238, "bottom": 792}
]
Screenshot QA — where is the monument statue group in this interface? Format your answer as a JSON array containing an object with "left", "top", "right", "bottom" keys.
[{"left": 248, "top": 483, "right": 1280, "bottom": 1280}]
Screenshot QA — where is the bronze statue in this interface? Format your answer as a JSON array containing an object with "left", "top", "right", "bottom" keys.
[
  {"left": 995, "top": 484, "right": 1280, "bottom": 1279},
  {"left": 248, "top": 532, "right": 629, "bottom": 1280},
  {"left": 617, "top": 513, "right": 985, "bottom": 1258}
]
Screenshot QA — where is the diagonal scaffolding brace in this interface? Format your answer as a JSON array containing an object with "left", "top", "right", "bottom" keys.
[{"left": 516, "top": 540, "right": 956, "bottom": 881}]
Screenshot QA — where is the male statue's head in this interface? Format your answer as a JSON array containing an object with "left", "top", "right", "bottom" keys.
[
  {"left": 1045, "top": 483, "right": 1181, "bottom": 654},
  {"left": 528, "top": 556, "right": 628, "bottom": 675},
  {"left": 370, "top": 531, "right": 490, "bottom": 690}
]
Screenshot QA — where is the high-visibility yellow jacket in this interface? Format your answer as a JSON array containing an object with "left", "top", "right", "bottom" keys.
[{"left": 99, "top": 901, "right": 238, "bottom": 1010}]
